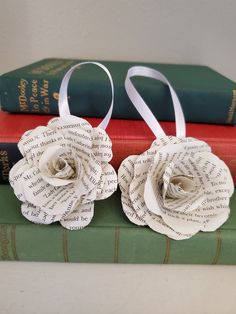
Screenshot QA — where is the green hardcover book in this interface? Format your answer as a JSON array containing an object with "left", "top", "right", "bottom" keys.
[
  {"left": 1, "top": 58, "right": 236, "bottom": 124},
  {"left": 0, "top": 185, "right": 236, "bottom": 264}
]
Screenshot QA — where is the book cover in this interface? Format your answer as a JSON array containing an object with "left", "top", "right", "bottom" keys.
[
  {"left": 1, "top": 58, "right": 236, "bottom": 124},
  {"left": 0, "top": 185, "right": 236, "bottom": 264},
  {"left": 0, "top": 112, "right": 236, "bottom": 184}
]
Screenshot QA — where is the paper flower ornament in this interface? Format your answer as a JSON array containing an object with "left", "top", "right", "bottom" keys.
[
  {"left": 118, "top": 66, "right": 234, "bottom": 240},
  {"left": 9, "top": 62, "right": 117, "bottom": 230},
  {"left": 118, "top": 136, "right": 234, "bottom": 240}
]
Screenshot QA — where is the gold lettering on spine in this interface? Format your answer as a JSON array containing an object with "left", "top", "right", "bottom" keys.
[
  {"left": 0, "top": 225, "right": 11, "bottom": 260},
  {"left": 163, "top": 236, "right": 171, "bottom": 264},
  {"left": 18, "top": 79, "right": 29, "bottom": 112},
  {"left": 212, "top": 229, "right": 222, "bottom": 264},
  {"left": 30, "top": 79, "right": 39, "bottom": 112},
  {"left": 63, "top": 229, "right": 69, "bottom": 262},
  {"left": 114, "top": 227, "right": 120, "bottom": 263},
  {"left": 0, "top": 150, "right": 10, "bottom": 181},
  {"left": 40, "top": 80, "right": 50, "bottom": 113},
  {"left": 226, "top": 90, "right": 236, "bottom": 124}
]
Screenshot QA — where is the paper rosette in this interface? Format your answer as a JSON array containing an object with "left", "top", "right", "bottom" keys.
[
  {"left": 118, "top": 66, "right": 234, "bottom": 240},
  {"left": 9, "top": 62, "right": 117, "bottom": 230},
  {"left": 118, "top": 136, "right": 234, "bottom": 240},
  {"left": 9, "top": 115, "right": 117, "bottom": 230}
]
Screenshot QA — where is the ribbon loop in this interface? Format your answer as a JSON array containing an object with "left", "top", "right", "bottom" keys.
[
  {"left": 58, "top": 61, "right": 114, "bottom": 130},
  {"left": 125, "top": 66, "right": 186, "bottom": 138}
]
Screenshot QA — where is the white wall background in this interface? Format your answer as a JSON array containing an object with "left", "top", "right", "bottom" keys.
[
  {"left": 0, "top": 1, "right": 236, "bottom": 313},
  {"left": 1, "top": 0, "right": 236, "bottom": 81}
]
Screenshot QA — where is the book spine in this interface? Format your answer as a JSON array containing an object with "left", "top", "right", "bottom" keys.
[
  {"left": 0, "top": 223, "right": 235, "bottom": 264},
  {"left": 226, "top": 89, "right": 236, "bottom": 124},
  {"left": 1, "top": 75, "right": 236, "bottom": 124},
  {"left": 133, "top": 80, "right": 236, "bottom": 125},
  {"left": 1, "top": 74, "right": 113, "bottom": 118},
  {"left": 177, "top": 88, "right": 236, "bottom": 125},
  {"left": 1, "top": 76, "right": 61, "bottom": 114},
  {"left": 0, "top": 144, "right": 22, "bottom": 183}
]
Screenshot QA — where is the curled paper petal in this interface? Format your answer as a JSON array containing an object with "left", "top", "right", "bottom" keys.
[
  {"left": 151, "top": 135, "right": 183, "bottom": 148},
  {"left": 92, "top": 127, "right": 113, "bottom": 163},
  {"left": 21, "top": 202, "right": 62, "bottom": 225},
  {"left": 18, "top": 126, "right": 65, "bottom": 166},
  {"left": 48, "top": 115, "right": 93, "bottom": 134},
  {"left": 118, "top": 136, "right": 234, "bottom": 240},
  {"left": 202, "top": 209, "right": 230, "bottom": 232},
  {"left": 159, "top": 207, "right": 206, "bottom": 235},
  {"left": 118, "top": 156, "right": 146, "bottom": 225},
  {"left": 17, "top": 129, "right": 34, "bottom": 157},
  {"left": 118, "top": 156, "right": 138, "bottom": 195},
  {"left": 9, "top": 158, "right": 30, "bottom": 202},
  {"left": 144, "top": 175, "right": 163, "bottom": 216},
  {"left": 9, "top": 114, "right": 117, "bottom": 230},
  {"left": 63, "top": 127, "right": 93, "bottom": 160},
  {"left": 96, "top": 163, "right": 118, "bottom": 200},
  {"left": 129, "top": 173, "right": 149, "bottom": 220},
  {"left": 146, "top": 214, "right": 194, "bottom": 240},
  {"left": 60, "top": 202, "right": 94, "bottom": 230},
  {"left": 74, "top": 153, "right": 102, "bottom": 199},
  {"left": 121, "top": 194, "right": 147, "bottom": 226}
]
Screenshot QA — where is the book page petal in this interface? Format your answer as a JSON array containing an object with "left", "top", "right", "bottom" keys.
[
  {"left": 202, "top": 208, "right": 230, "bottom": 231},
  {"left": 18, "top": 126, "right": 65, "bottom": 166},
  {"left": 160, "top": 207, "right": 203, "bottom": 235},
  {"left": 92, "top": 127, "right": 113, "bottom": 163},
  {"left": 118, "top": 155, "right": 137, "bottom": 195},
  {"left": 129, "top": 175, "right": 149, "bottom": 220},
  {"left": 151, "top": 136, "right": 183, "bottom": 148},
  {"left": 121, "top": 194, "right": 146, "bottom": 226},
  {"left": 163, "top": 192, "right": 206, "bottom": 213},
  {"left": 143, "top": 175, "right": 163, "bottom": 216},
  {"left": 9, "top": 158, "right": 31, "bottom": 202},
  {"left": 193, "top": 151, "right": 234, "bottom": 196},
  {"left": 74, "top": 153, "right": 102, "bottom": 199},
  {"left": 60, "top": 202, "right": 94, "bottom": 230},
  {"left": 21, "top": 166, "right": 78, "bottom": 216},
  {"left": 62, "top": 127, "right": 93, "bottom": 160},
  {"left": 96, "top": 163, "right": 117, "bottom": 200},
  {"left": 48, "top": 115, "right": 93, "bottom": 133},
  {"left": 17, "top": 129, "right": 34, "bottom": 156},
  {"left": 146, "top": 214, "right": 194, "bottom": 240},
  {"left": 21, "top": 202, "right": 62, "bottom": 224},
  {"left": 118, "top": 156, "right": 146, "bottom": 225},
  {"left": 133, "top": 145, "right": 158, "bottom": 176}
]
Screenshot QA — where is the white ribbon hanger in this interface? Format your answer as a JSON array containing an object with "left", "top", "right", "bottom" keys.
[
  {"left": 58, "top": 61, "right": 114, "bottom": 130},
  {"left": 125, "top": 66, "right": 186, "bottom": 138}
]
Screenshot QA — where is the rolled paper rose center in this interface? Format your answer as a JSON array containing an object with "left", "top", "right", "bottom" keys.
[
  {"left": 38, "top": 145, "right": 83, "bottom": 186},
  {"left": 54, "top": 157, "right": 67, "bottom": 172},
  {"left": 164, "top": 175, "right": 197, "bottom": 200},
  {"left": 160, "top": 170, "right": 206, "bottom": 213},
  {"left": 171, "top": 175, "right": 195, "bottom": 192},
  {"left": 50, "top": 156, "right": 76, "bottom": 179}
]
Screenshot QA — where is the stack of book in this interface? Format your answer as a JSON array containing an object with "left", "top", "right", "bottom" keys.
[{"left": 0, "top": 59, "right": 236, "bottom": 263}]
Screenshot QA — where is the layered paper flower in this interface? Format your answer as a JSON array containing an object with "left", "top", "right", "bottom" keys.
[
  {"left": 9, "top": 115, "right": 117, "bottom": 230},
  {"left": 118, "top": 136, "right": 234, "bottom": 240}
]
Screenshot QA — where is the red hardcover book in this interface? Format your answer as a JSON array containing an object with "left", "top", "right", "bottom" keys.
[{"left": 0, "top": 111, "right": 236, "bottom": 184}]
